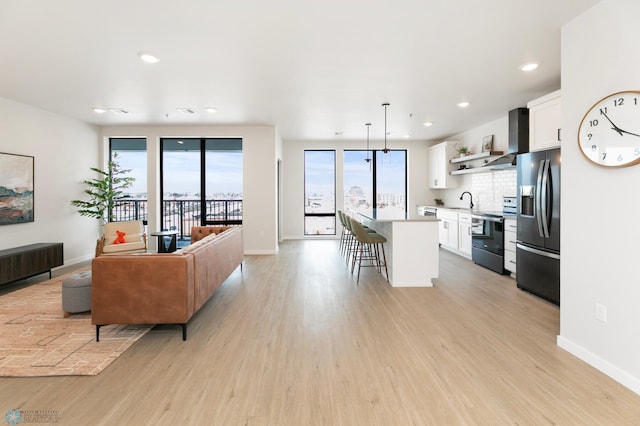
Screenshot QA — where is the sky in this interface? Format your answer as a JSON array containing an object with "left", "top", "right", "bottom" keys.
[{"left": 116, "top": 151, "right": 243, "bottom": 196}]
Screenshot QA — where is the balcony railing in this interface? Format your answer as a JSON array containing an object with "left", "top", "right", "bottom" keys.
[{"left": 112, "top": 199, "right": 242, "bottom": 239}]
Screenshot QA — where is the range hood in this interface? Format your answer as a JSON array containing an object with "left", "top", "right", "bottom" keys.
[{"left": 483, "top": 108, "right": 529, "bottom": 167}]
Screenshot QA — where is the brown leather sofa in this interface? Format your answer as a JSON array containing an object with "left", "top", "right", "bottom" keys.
[{"left": 91, "top": 226, "right": 243, "bottom": 341}]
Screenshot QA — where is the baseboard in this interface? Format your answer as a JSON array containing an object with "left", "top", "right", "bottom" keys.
[
  {"left": 244, "top": 249, "right": 278, "bottom": 255},
  {"left": 557, "top": 335, "right": 640, "bottom": 395},
  {"left": 53, "top": 254, "right": 93, "bottom": 275},
  {"left": 281, "top": 235, "right": 340, "bottom": 240}
]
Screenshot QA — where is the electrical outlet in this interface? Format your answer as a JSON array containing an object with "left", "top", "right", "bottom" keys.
[{"left": 595, "top": 303, "right": 607, "bottom": 323}]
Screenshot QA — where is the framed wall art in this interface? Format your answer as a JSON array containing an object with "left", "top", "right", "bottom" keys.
[
  {"left": 0, "top": 152, "right": 34, "bottom": 225},
  {"left": 481, "top": 135, "right": 494, "bottom": 152}
]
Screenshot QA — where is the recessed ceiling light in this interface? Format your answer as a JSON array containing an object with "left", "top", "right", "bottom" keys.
[
  {"left": 520, "top": 62, "right": 539, "bottom": 72},
  {"left": 403, "top": 134, "right": 410, "bottom": 138},
  {"left": 205, "top": 107, "right": 217, "bottom": 114},
  {"left": 457, "top": 101, "right": 470, "bottom": 108},
  {"left": 137, "top": 51, "right": 159, "bottom": 63},
  {"left": 93, "top": 107, "right": 107, "bottom": 114},
  {"left": 177, "top": 140, "right": 184, "bottom": 145},
  {"left": 423, "top": 121, "right": 433, "bottom": 127}
]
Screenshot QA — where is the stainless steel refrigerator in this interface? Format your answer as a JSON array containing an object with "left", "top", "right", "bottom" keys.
[{"left": 516, "top": 148, "right": 560, "bottom": 305}]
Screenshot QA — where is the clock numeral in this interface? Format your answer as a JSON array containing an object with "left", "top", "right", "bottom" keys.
[
  {"left": 590, "top": 144, "right": 597, "bottom": 151},
  {"left": 635, "top": 97, "right": 638, "bottom": 105},
  {"left": 587, "top": 133, "right": 593, "bottom": 140},
  {"left": 602, "top": 152, "right": 607, "bottom": 160},
  {"left": 618, "top": 154, "right": 624, "bottom": 162},
  {"left": 599, "top": 107, "right": 608, "bottom": 115},
  {"left": 614, "top": 98, "right": 625, "bottom": 107},
  {"left": 589, "top": 119, "right": 599, "bottom": 127},
  {"left": 634, "top": 148, "right": 640, "bottom": 156}
]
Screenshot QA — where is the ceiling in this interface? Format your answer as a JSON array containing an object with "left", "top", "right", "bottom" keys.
[{"left": 0, "top": 0, "right": 600, "bottom": 142}]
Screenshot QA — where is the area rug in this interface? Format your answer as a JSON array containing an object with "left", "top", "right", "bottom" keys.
[{"left": 0, "top": 270, "right": 152, "bottom": 377}]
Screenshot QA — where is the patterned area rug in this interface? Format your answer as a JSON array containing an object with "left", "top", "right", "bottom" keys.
[{"left": 0, "top": 270, "right": 152, "bottom": 377}]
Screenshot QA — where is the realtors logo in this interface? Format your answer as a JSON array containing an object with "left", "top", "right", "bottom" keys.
[{"left": 5, "top": 409, "right": 59, "bottom": 424}]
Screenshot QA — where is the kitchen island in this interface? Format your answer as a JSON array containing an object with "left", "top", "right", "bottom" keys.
[{"left": 358, "top": 212, "right": 439, "bottom": 287}]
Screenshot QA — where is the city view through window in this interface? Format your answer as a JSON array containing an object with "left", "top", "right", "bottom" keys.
[
  {"left": 344, "top": 150, "right": 407, "bottom": 220},
  {"left": 304, "top": 149, "right": 407, "bottom": 236}
]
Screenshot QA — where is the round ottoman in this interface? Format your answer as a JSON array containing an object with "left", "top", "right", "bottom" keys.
[{"left": 62, "top": 270, "right": 92, "bottom": 317}]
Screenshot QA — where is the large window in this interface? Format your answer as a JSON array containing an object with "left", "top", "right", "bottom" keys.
[
  {"left": 161, "top": 138, "right": 242, "bottom": 237},
  {"left": 110, "top": 138, "right": 147, "bottom": 222},
  {"left": 344, "top": 150, "right": 406, "bottom": 220},
  {"left": 304, "top": 150, "right": 336, "bottom": 235}
]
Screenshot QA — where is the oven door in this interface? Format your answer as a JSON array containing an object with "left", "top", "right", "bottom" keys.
[{"left": 471, "top": 215, "right": 504, "bottom": 255}]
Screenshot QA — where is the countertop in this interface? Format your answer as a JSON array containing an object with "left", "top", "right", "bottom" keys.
[
  {"left": 359, "top": 212, "right": 439, "bottom": 223},
  {"left": 425, "top": 205, "right": 474, "bottom": 213}
]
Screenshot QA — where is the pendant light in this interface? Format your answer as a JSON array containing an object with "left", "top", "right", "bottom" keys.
[
  {"left": 364, "top": 123, "right": 372, "bottom": 167},
  {"left": 382, "top": 103, "right": 390, "bottom": 154}
]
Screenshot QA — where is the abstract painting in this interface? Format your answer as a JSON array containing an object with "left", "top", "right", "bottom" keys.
[{"left": 0, "top": 152, "right": 34, "bottom": 225}]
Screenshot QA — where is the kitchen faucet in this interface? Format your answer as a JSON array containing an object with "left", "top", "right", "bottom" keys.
[{"left": 460, "top": 191, "right": 474, "bottom": 209}]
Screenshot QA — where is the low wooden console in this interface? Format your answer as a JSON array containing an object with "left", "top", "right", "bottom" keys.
[{"left": 0, "top": 243, "right": 64, "bottom": 285}]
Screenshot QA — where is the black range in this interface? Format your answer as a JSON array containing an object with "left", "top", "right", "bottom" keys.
[{"left": 470, "top": 197, "right": 516, "bottom": 274}]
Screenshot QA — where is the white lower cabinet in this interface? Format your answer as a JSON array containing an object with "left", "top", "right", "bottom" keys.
[
  {"left": 437, "top": 209, "right": 459, "bottom": 251},
  {"left": 437, "top": 208, "right": 471, "bottom": 258},
  {"left": 504, "top": 218, "right": 517, "bottom": 275},
  {"left": 458, "top": 213, "right": 472, "bottom": 258}
]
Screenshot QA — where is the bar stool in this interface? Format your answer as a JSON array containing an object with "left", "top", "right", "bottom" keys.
[
  {"left": 337, "top": 210, "right": 350, "bottom": 256},
  {"left": 348, "top": 218, "right": 389, "bottom": 284}
]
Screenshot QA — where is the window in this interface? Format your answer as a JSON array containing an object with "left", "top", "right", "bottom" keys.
[
  {"left": 304, "top": 150, "right": 336, "bottom": 235},
  {"left": 161, "top": 138, "right": 242, "bottom": 237},
  {"left": 109, "top": 138, "right": 147, "bottom": 223},
  {"left": 343, "top": 150, "right": 406, "bottom": 220}
]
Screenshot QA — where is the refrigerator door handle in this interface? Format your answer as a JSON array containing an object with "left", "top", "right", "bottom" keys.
[
  {"left": 517, "top": 242, "right": 561, "bottom": 260},
  {"left": 535, "top": 160, "right": 545, "bottom": 238},
  {"left": 541, "top": 159, "right": 551, "bottom": 238}
]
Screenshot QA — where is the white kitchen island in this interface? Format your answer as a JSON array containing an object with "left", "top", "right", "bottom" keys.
[{"left": 358, "top": 212, "right": 440, "bottom": 287}]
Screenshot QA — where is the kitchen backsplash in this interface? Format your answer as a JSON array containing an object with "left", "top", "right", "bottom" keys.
[
  {"left": 471, "top": 169, "right": 517, "bottom": 210},
  {"left": 434, "top": 169, "right": 517, "bottom": 211}
]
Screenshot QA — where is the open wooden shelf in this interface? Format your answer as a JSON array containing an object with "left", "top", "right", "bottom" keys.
[{"left": 450, "top": 151, "right": 504, "bottom": 164}]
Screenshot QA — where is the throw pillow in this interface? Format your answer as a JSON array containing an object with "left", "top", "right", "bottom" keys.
[{"left": 113, "top": 230, "right": 126, "bottom": 244}]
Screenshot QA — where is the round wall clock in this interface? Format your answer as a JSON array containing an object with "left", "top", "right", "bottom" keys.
[{"left": 578, "top": 90, "right": 640, "bottom": 167}]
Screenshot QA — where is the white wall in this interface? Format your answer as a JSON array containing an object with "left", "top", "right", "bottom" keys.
[
  {"left": 0, "top": 97, "right": 100, "bottom": 266},
  {"left": 558, "top": 0, "right": 640, "bottom": 394},
  {"left": 100, "top": 125, "right": 279, "bottom": 255},
  {"left": 281, "top": 139, "right": 432, "bottom": 240}
]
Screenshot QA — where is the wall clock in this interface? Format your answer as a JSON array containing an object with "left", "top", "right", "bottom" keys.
[{"left": 578, "top": 90, "right": 640, "bottom": 167}]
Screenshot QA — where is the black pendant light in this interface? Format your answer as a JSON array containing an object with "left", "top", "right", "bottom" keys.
[
  {"left": 364, "top": 123, "right": 372, "bottom": 166},
  {"left": 382, "top": 102, "right": 390, "bottom": 154}
]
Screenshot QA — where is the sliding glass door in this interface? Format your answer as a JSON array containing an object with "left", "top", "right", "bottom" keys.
[{"left": 161, "top": 138, "right": 242, "bottom": 238}]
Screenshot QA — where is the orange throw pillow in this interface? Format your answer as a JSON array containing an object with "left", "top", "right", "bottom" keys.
[{"left": 113, "top": 230, "right": 126, "bottom": 244}]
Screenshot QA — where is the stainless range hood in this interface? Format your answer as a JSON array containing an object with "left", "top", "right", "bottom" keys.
[
  {"left": 484, "top": 152, "right": 517, "bottom": 167},
  {"left": 483, "top": 108, "right": 529, "bottom": 168}
]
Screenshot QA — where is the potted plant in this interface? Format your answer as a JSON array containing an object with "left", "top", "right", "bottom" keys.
[
  {"left": 71, "top": 152, "right": 135, "bottom": 225},
  {"left": 456, "top": 146, "right": 470, "bottom": 157},
  {"left": 71, "top": 153, "right": 135, "bottom": 255}
]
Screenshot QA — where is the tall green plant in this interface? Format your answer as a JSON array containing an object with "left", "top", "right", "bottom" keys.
[{"left": 70, "top": 152, "right": 135, "bottom": 225}]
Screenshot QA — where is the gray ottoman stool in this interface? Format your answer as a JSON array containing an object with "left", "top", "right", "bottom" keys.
[{"left": 62, "top": 270, "right": 92, "bottom": 317}]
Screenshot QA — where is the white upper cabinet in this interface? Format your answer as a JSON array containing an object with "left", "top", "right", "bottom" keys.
[
  {"left": 528, "top": 90, "right": 562, "bottom": 152},
  {"left": 428, "top": 141, "right": 458, "bottom": 189}
]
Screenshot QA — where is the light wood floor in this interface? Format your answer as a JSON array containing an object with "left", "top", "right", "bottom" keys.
[{"left": 2, "top": 240, "right": 640, "bottom": 425}]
